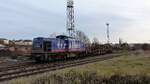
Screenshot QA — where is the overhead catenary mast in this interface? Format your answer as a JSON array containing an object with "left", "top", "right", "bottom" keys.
[{"left": 67, "top": 0, "right": 75, "bottom": 37}]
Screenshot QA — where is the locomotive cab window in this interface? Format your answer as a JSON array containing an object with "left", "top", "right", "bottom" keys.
[
  {"left": 57, "top": 40, "right": 62, "bottom": 49},
  {"left": 65, "top": 40, "right": 69, "bottom": 49},
  {"left": 43, "top": 41, "right": 51, "bottom": 51}
]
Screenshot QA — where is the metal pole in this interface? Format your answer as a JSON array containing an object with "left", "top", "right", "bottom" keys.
[{"left": 106, "top": 23, "right": 110, "bottom": 44}]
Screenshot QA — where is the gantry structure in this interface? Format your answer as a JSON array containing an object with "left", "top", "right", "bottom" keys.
[{"left": 66, "top": 0, "right": 75, "bottom": 37}]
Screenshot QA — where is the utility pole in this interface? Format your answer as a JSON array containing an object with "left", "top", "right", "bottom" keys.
[
  {"left": 106, "top": 23, "right": 110, "bottom": 44},
  {"left": 67, "top": 0, "right": 75, "bottom": 37}
]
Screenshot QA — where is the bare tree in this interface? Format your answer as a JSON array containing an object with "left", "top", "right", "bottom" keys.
[
  {"left": 76, "top": 30, "right": 90, "bottom": 44},
  {"left": 50, "top": 32, "right": 57, "bottom": 38},
  {"left": 92, "top": 37, "right": 99, "bottom": 44}
]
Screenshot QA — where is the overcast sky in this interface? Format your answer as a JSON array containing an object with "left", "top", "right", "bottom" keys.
[{"left": 0, "top": 0, "right": 150, "bottom": 43}]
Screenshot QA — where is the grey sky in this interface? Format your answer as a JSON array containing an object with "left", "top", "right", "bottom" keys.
[{"left": 0, "top": 0, "right": 150, "bottom": 43}]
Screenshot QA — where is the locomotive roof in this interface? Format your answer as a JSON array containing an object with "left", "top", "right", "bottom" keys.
[
  {"left": 56, "top": 35, "right": 74, "bottom": 39},
  {"left": 34, "top": 35, "right": 78, "bottom": 41}
]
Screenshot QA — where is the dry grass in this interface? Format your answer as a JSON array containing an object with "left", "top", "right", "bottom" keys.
[
  {"left": 6, "top": 51, "right": 150, "bottom": 84},
  {"left": 60, "top": 51, "right": 150, "bottom": 76}
]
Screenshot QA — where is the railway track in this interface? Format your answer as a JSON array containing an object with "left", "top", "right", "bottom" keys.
[
  {"left": 0, "top": 53, "right": 128, "bottom": 82},
  {"left": 0, "top": 61, "right": 35, "bottom": 72}
]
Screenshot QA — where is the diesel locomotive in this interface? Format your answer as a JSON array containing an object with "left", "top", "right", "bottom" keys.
[
  {"left": 32, "top": 35, "right": 112, "bottom": 62},
  {"left": 32, "top": 35, "right": 85, "bottom": 61}
]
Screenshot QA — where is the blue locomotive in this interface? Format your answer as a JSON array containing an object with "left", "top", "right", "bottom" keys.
[{"left": 32, "top": 35, "right": 85, "bottom": 61}]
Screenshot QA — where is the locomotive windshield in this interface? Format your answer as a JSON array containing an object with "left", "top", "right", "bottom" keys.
[
  {"left": 33, "top": 38, "right": 43, "bottom": 49},
  {"left": 33, "top": 42, "right": 42, "bottom": 48}
]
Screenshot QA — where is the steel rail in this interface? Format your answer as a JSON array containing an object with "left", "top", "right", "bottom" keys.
[{"left": 0, "top": 53, "right": 129, "bottom": 82}]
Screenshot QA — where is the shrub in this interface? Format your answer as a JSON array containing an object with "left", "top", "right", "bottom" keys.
[{"left": 27, "top": 70, "right": 150, "bottom": 84}]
